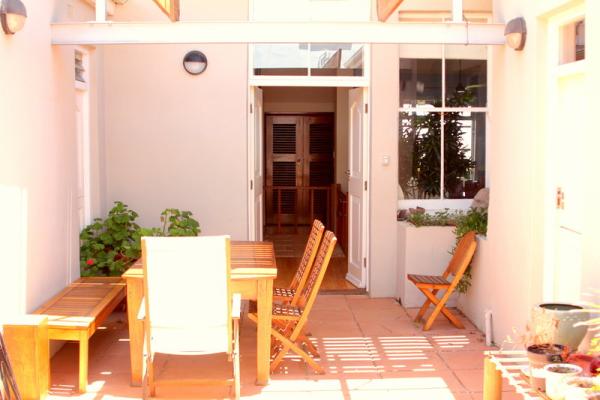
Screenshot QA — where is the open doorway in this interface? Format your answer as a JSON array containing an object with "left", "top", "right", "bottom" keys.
[{"left": 259, "top": 86, "right": 361, "bottom": 293}]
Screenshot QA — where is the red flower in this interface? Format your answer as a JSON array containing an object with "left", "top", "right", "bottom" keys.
[{"left": 86, "top": 259, "right": 95, "bottom": 266}]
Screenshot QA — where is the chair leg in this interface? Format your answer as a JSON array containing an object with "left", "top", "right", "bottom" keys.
[
  {"left": 420, "top": 289, "right": 465, "bottom": 331},
  {"left": 270, "top": 328, "right": 324, "bottom": 374},
  {"left": 299, "top": 333, "right": 319, "bottom": 358},
  {"left": 414, "top": 288, "right": 439, "bottom": 322}
]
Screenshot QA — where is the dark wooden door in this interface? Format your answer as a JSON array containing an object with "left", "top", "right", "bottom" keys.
[{"left": 266, "top": 114, "right": 335, "bottom": 226}]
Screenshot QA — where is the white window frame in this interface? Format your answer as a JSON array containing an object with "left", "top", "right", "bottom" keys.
[{"left": 398, "top": 44, "right": 490, "bottom": 210}]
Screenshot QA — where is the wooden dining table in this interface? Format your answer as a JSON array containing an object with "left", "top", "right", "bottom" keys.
[{"left": 122, "top": 241, "right": 277, "bottom": 386}]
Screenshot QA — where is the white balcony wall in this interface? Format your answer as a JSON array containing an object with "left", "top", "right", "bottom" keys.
[{"left": 0, "top": 0, "right": 96, "bottom": 324}]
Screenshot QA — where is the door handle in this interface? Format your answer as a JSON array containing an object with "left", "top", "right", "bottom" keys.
[{"left": 345, "top": 170, "right": 351, "bottom": 176}]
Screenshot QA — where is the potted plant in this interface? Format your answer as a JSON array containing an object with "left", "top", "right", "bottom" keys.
[
  {"left": 533, "top": 303, "right": 589, "bottom": 351},
  {"left": 521, "top": 312, "right": 571, "bottom": 392},
  {"left": 80, "top": 202, "right": 201, "bottom": 277},
  {"left": 544, "top": 363, "right": 584, "bottom": 400}
]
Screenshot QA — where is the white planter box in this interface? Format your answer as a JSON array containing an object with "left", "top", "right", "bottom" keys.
[{"left": 396, "top": 221, "right": 458, "bottom": 308}]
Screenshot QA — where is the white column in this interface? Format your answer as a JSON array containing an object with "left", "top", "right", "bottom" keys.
[
  {"left": 96, "top": 0, "right": 107, "bottom": 22},
  {"left": 452, "top": 0, "right": 463, "bottom": 22}
]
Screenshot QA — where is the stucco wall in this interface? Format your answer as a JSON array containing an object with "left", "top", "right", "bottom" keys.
[
  {"left": 0, "top": 0, "right": 94, "bottom": 323},
  {"left": 369, "top": 44, "right": 400, "bottom": 297},
  {"left": 101, "top": 43, "right": 248, "bottom": 238}
]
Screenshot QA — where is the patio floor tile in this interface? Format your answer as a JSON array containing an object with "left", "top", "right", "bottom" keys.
[{"left": 46, "top": 295, "right": 501, "bottom": 399}]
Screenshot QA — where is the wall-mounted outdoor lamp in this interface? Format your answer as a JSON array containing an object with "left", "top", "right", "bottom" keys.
[
  {"left": 183, "top": 51, "right": 208, "bottom": 75},
  {"left": 504, "top": 17, "right": 527, "bottom": 51},
  {"left": 1, "top": 0, "right": 27, "bottom": 35}
]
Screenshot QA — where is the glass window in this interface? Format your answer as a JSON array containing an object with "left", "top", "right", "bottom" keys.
[
  {"left": 253, "top": 43, "right": 365, "bottom": 77},
  {"left": 444, "top": 112, "right": 486, "bottom": 199},
  {"left": 253, "top": 44, "right": 309, "bottom": 76},
  {"left": 399, "top": 111, "right": 441, "bottom": 200},
  {"left": 399, "top": 59, "right": 442, "bottom": 108},
  {"left": 310, "top": 44, "right": 364, "bottom": 77},
  {"left": 445, "top": 59, "right": 487, "bottom": 107},
  {"left": 560, "top": 19, "right": 585, "bottom": 65},
  {"left": 398, "top": 45, "right": 487, "bottom": 200}
]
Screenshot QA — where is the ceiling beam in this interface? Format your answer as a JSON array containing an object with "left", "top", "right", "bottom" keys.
[
  {"left": 51, "top": 21, "right": 506, "bottom": 45},
  {"left": 377, "top": 0, "right": 404, "bottom": 22}
]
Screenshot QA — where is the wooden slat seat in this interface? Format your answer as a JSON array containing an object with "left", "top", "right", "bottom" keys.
[
  {"left": 407, "top": 274, "right": 451, "bottom": 288},
  {"left": 272, "top": 304, "right": 302, "bottom": 319},
  {"left": 273, "top": 287, "right": 295, "bottom": 298},
  {"left": 33, "top": 277, "right": 126, "bottom": 393}
]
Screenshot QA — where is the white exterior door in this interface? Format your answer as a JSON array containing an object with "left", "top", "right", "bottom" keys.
[
  {"left": 346, "top": 87, "right": 369, "bottom": 288},
  {"left": 545, "top": 9, "right": 586, "bottom": 303},
  {"left": 248, "top": 87, "right": 265, "bottom": 240},
  {"left": 551, "top": 72, "right": 585, "bottom": 303}
]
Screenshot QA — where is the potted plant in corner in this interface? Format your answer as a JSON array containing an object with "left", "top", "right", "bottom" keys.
[{"left": 522, "top": 312, "right": 571, "bottom": 392}]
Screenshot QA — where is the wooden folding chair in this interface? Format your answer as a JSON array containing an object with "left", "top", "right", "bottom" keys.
[
  {"left": 140, "top": 236, "right": 241, "bottom": 399},
  {"left": 249, "top": 231, "right": 337, "bottom": 374},
  {"left": 407, "top": 231, "right": 477, "bottom": 331},
  {"left": 273, "top": 219, "right": 325, "bottom": 305}
]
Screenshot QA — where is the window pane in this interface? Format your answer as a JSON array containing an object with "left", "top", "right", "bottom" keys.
[
  {"left": 253, "top": 44, "right": 309, "bottom": 76},
  {"left": 445, "top": 59, "right": 487, "bottom": 107},
  {"left": 398, "top": 111, "right": 441, "bottom": 199},
  {"left": 310, "top": 44, "right": 364, "bottom": 76},
  {"left": 560, "top": 19, "right": 585, "bottom": 64},
  {"left": 399, "top": 59, "right": 442, "bottom": 108},
  {"left": 444, "top": 111, "right": 486, "bottom": 199}
]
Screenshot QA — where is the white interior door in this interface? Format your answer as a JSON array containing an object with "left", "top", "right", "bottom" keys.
[
  {"left": 248, "top": 87, "right": 265, "bottom": 240},
  {"left": 346, "top": 87, "right": 369, "bottom": 289}
]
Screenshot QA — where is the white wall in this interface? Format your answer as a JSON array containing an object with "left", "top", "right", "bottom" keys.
[
  {"left": 101, "top": 43, "right": 248, "bottom": 238},
  {"left": 369, "top": 44, "right": 400, "bottom": 297},
  {"left": 0, "top": 0, "right": 94, "bottom": 324}
]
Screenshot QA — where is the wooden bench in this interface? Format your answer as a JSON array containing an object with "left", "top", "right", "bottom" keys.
[{"left": 33, "top": 277, "right": 126, "bottom": 393}]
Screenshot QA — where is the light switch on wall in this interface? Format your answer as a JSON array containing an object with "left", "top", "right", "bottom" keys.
[{"left": 382, "top": 155, "right": 390, "bottom": 166}]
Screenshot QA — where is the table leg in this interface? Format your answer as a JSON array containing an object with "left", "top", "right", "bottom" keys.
[
  {"left": 79, "top": 332, "right": 89, "bottom": 393},
  {"left": 483, "top": 356, "right": 502, "bottom": 400},
  {"left": 126, "top": 277, "right": 144, "bottom": 386},
  {"left": 256, "top": 278, "right": 273, "bottom": 385}
]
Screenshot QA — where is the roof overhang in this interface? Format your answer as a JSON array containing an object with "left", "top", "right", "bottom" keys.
[{"left": 50, "top": 21, "right": 506, "bottom": 46}]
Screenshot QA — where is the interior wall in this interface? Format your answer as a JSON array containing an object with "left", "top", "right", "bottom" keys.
[
  {"left": 262, "top": 87, "right": 336, "bottom": 113},
  {"left": 0, "top": 0, "right": 94, "bottom": 323},
  {"left": 101, "top": 44, "right": 248, "bottom": 239}
]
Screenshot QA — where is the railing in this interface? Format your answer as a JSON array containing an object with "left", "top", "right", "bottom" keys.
[{"left": 265, "top": 185, "right": 332, "bottom": 233}]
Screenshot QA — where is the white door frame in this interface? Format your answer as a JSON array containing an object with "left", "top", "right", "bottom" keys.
[{"left": 246, "top": 77, "right": 371, "bottom": 292}]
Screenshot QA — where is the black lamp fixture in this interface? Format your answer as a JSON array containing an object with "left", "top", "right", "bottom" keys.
[
  {"left": 183, "top": 50, "right": 208, "bottom": 75},
  {"left": 1, "top": 0, "right": 27, "bottom": 35},
  {"left": 504, "top": 17, "right": 527, "bottom": 51}
]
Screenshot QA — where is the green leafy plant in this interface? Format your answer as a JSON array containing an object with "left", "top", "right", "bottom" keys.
[
  {"left": 407, "top": 209, "right": 463, "bottom": 227},
  {"left": 80, "top": 201, "right": 141, "bottom": 277},
  {"left": 454, "top": 208, "right": 488, "bottom": 293},
  {"left": 399, "top": 90, "right": 476, "bottom": 199},
  {"left": 80, "top": 202, "right": 201, "bottom": 277}
]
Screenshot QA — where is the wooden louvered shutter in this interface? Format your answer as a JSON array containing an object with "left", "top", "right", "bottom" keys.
[
  {"left": 266, "top": 116, "right": 303, "bottom": 225},
  {"left": 304, "top": 116, "right": 335, "bottom": 224}
]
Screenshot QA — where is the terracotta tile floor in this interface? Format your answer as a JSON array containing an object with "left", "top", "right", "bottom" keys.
[{"left": 47, "top": 295, "right": 519, "bottom": 399}]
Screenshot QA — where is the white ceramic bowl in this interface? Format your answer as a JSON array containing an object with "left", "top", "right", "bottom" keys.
[{"left": 544, "top": 363, "right": 584, "bottom": 400}]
